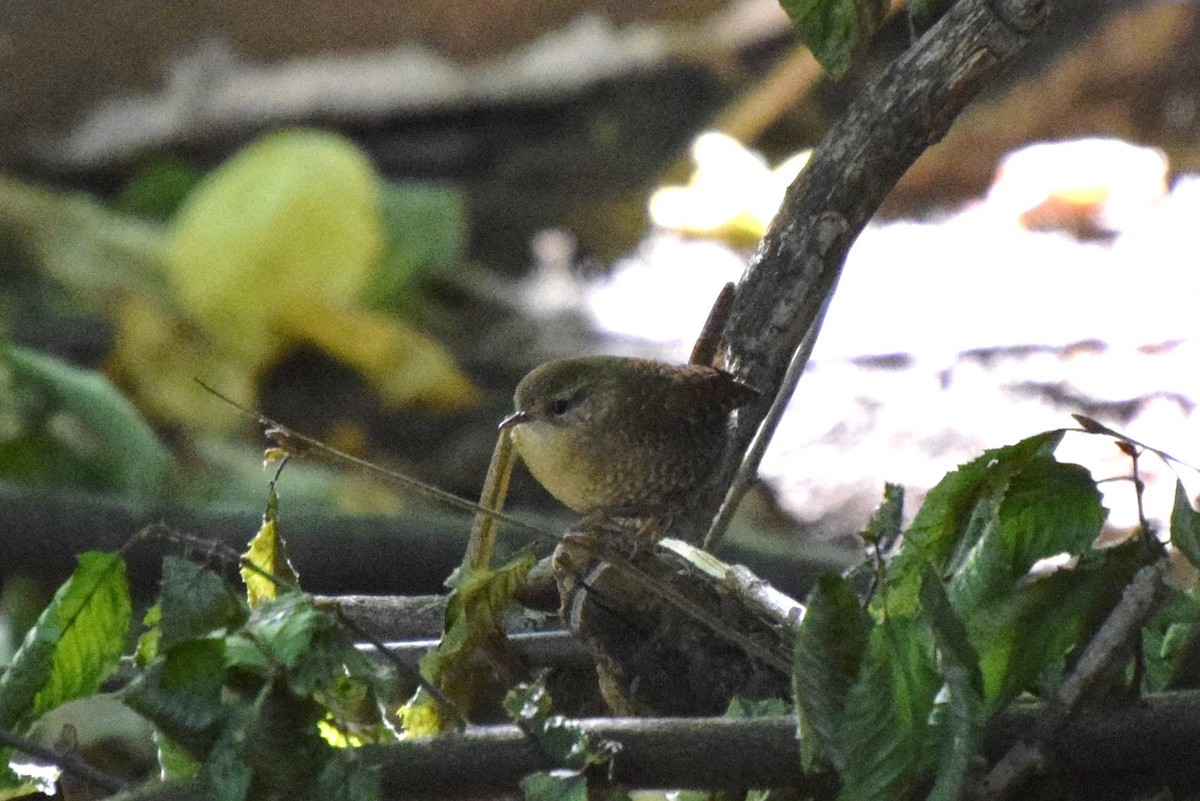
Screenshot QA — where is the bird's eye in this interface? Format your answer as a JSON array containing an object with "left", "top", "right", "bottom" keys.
[{"left": 550, "top": 397, "right": 571, "bottom": 416}]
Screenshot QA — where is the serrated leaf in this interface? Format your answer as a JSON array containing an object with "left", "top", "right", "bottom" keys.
[
  {"left": 778, "top": 0, "right": 889, "bottom": 78},
  {"left": 834, "top": 618, "right": 939, "bottom": 801},
  {"left": 884, "top": 430, "right": 1065, "bottom": 617},
  {"left": 159, "top": 557, "right": 247, "bottom": 650},
  {"left": 1170, "top": 480, "right": 1200, "bottom": 570},
  {"left": 794, "top": 572, "right": 872, "bottom": 772},
  {"left": 232, "top": 594, "right": 353, "bottom": 698},
  {"left": 0, "top": 552, "right": 130, "bottom": 731},
  {"left": 241, "top": 487, "right": 300, "bottom": 606}
]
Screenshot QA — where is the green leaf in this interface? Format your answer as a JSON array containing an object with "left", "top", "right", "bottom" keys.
[
  {"left": 725, "top": 696, "right": 792, "bottom": 718},
  {"left": 884, "top": 430, "right": 1065, "bottom": 617},
  {"left": 520, "top": 771, "right": 589, "bottom": 801},
  {"left": 0, "top": 552, "right": 130, "bottom": 730},
  {"left": 1170, "top": 480, "right": 1200, "bottom": 570},
  {"left": 0, "top": 755, "right": 50, "bottom": 798},
  {"left": 950, "top": 459, "right": 1106, "bottom": 620},
  {"left": 114, "top": 159, "right": 202, "bottom": 221},
  {"left": 834, "top": 618, "right": 939, "bottom": 801},
  {"left": 201, "top": 711, "right": 253, "bottom": 801},
  {"left": 920, "top": 567, "right": 984, "bottom": 801},
  {"left": 123, "top": 638, "right": 228, "bottom": 757},
  {"left": 861, "top": 482, "right": 904, "bottom": 548},
  {"left": 314, "top": 752, "right": 382, "bottom": 801},
  {"left": 794, "top": 572, "right": 872, "bottom": 772},
  {"left": 154, "top": 729, "right": 201, "bottom": 781},
  {"left": 159, "top": 557, "right": 247, "bottom": 650},
  {"left": 777, "top": 0, "right": 889, "bottom": 78},
  {"left": 0, "top": 175, "right": 168, "bottom": 311},
  {"left": 367, "top": 181, "right": 468, "bottom": 309},
  {"left": 230, "top": 593, "right": 354, "bottom": 698},
  {"left": 0, "top": 345, "right": 170, "bottom": 504},
  {"left": 972, "top": 540, "right": 1145, "bottom": 710}
]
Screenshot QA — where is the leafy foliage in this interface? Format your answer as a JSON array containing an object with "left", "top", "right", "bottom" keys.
[
  {"left": 0, "top": 553, "right": 131, "bottom": 796},
  {"left": 505, "top": 679, "right": 621, "bottom": 801},
  {"left": 124, "top": 557, "right": 393, "bottom": 800},
  {"left": 0, "top": 553, "right": 130, "bottom": 731},
  {"left": 793, "top": 430, "right": 1161, "bottom": 799}
]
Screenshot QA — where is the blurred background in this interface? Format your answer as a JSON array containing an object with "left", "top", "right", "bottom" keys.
[{"left": 2, "top": 0, "right": 1199, "bottom": 644}]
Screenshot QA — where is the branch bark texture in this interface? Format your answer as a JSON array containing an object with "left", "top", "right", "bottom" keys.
[{"left": 697, "top": 0, "right": 1050, "bottom": 536}]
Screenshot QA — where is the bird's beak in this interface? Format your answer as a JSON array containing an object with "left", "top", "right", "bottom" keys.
[{"left": 499, "top": 410, "right": 532, "bottom": 430}]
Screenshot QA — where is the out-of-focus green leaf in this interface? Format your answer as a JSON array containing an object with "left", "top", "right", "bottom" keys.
[
  {"left": 201, "top": 708, "right": 254, "bottom": 801},
  {"left": 0, "top": 176, "right": 168, "bottom": 310},
  {"left": 794, "top": 572, "right": 871, "bottom": 772},
  {"left": 166, "top": 128, "right": 383, "bottom": 356},
  {"left": 1170, "top": 480, "right": 1200, "bottom": 570},
  {"left": 114, "top": 159, "right": 203, "bottom": 221},
  {"left": 883, "top": 430, "right": 1064, "bottom": 618},
  {"left": 860, "top": 482, "right": 904, "bottom": 548},
  {"left": 834, "top": 618, "right": 939, "bottom": 801},
  {"left": 725, "top": 696, "right": 792, "bottom": 717},
  {"left": 0, "top": 758, "right": 48, "bottom": 798},
  {"left": 1142, "top": 590, "right": 1200, "bottom": 692},
  {"left": 367, "top": 182, "right": 468, "bottom": 310},
  {"left": 0, "top": 345, "right": 170, "bottom": 505},
  {"left": 778, "top": 0, "right": 889, "bottom": 78},
  {"left": 0, "top": 552, "right": 130, "bottom": 731}
]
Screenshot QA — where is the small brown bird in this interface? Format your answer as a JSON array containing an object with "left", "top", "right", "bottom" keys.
[{"left": 499, "top": 356, "right": 757, "bottom": 518}]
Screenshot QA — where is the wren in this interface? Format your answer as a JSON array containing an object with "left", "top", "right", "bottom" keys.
[{"left": 499, "top": 356, "right": 757, "bottom": 519}]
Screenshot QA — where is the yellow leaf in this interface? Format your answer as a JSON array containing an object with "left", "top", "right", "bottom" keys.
[
  {"left": 166, "top": 129, "right": 383, "bottom": 358},
  {"left": 241, "top": 488, "right": 300, "bottom": 605}
]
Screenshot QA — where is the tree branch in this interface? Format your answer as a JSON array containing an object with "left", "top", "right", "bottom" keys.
[{"left": 695, "top": 0, "right": 1050, "bottom": 542}]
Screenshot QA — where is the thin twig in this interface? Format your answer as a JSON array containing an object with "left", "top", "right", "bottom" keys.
[{"left": 0, "top": 723, "right": 129, "bottom": 794}]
